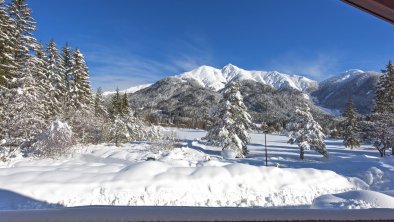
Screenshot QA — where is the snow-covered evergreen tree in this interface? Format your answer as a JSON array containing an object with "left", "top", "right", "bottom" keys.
[
  {"left": 0, "top": 0, "right": 17, "bottom": 87},
  {"left": 0, "top": 0, "right": 41, "bottom": 152},
  {"left": 61, "top": 43, "right": 74, "bottom": 108},
  {"left": 124, "top": 109, "right": 146, "bottom": 141},
  {"left": 365, "top": 60, "right": 394, "bottom": 156},
  {"left": 109, "top": 115, "right": 129, "bottom": 146},
  {"left": 34, "top": 42, "right": 52, "bottom": 120},
  {"left": 287, "top": 103, "right": 328, "bottom": 160},
  {"left": 94, "top": 87, "right": 108, "bottom": 118},
  {"left": 9, "top": 56, "right": 48, "bottom": 148},
  {"left": 109, "top": 88, "right": 122, "bottom": 118},
  {"left": 203, "top": 81, "right": 251, "bottom": 158},
  {"left": 71, "top": 48, "right": 93, "bottom": 110},
  {"left": 375, "top": 60, "right": 394, "bottom": 113},
  {"left": 7, "top": 0, "right": 37, "bottom": 77},
  {"left": 45, "top": 39, "right": 65, "bottom": 116},
  {"left": 121, "top": 93, "right": 130, "bottom": 115},
  {"left": 341, "top": 96, "right": 360, "bottom": 149}
]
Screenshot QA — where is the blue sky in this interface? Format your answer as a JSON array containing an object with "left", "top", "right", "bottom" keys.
[{"left": 28, "top": 0, "right": 394, "bottom": 91}]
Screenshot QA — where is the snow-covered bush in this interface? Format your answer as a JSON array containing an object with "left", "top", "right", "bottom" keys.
[
  {"left": 66, "top": 110, "right": 111, "bottom": 145},
  {"left": 109, "top": 115, "right": 130, "bottom": 146},
  {"left": 149, "top": 126, "right": 178, "bottom": 153},
  {"left": 35, "top": 120, "right": 75, "bottom": 158},
  {"left": 221, "top": 149, "right": 237, "bottom": 159},
  {"left": 125, "top": 110, "right": 147, "bottom": 141},
  {"left": 0, "top": 139, "right": 9, "bottom": 162}
]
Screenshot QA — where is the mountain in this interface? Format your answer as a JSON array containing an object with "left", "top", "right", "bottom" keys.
[
  {"left": 103, "top": 83, "right": 152, "bottom": 96},
  {"left": 311, "top": 70, "right": 380, "bottom": 114},
  {"left": 127, "top": 76, "right": 331, "bottom": 129},
  {"left": 176, "top": 64, "right": 318, "bottom": 92},
  {"left": 104, "top": 65, "right": 380, "bottom": 127},
  {"left": 104, "top": 64, "right": 317, "bottom": 95}
]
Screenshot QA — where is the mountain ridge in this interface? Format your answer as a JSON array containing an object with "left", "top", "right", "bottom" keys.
[
  {"left": 103, "top": 64, "right": 381, "bottom": 115},
  {"left": 175, "top": 64, "right": 318, "bottom": 92},
  {"left": 104, "top": 64, "right": 319, "bottom": 94}
]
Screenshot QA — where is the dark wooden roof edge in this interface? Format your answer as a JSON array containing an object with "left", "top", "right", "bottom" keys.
[{"left": 342, "top": 0, "right": 394, "bottom": 25}]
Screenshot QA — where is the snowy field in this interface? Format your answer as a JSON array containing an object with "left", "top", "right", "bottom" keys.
[{"left": 0, "top": 128, "right": 394, "bottom": 212}]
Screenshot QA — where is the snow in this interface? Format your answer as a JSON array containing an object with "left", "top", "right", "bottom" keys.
[
  {"left": 221, "top": 149, "right": 237, "bottom": 159},
  {"left": 175, "top": 64, "right": 317, "bottom": 92},
  {"left": 103, "top": 83, "right": 152, "bottom": 96},
  {"left": 1, "top": 128, "right": 394, "bottom": 211},
  {"left": 334, "top": 69, "right": 365, "bottom": 83},
  {"left": 103, "top": 64, "right": 318, "bottom": 97},
  {"left": 311, "top": 190, "right": 394, "bottom": 209},
  {"left": 316, "top": 105, "right": 341, "bottom": 116}
]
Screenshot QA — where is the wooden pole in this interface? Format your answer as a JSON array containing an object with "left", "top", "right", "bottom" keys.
[{"left": 265, "top": 131, "right": 268, "bottom": 166}]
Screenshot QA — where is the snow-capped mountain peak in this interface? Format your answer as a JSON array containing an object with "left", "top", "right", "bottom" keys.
[
  {"left": 334, "top": 69, "right": 365, "bottom": 83},
  {"left": 222, "top": 63, "right": 241, "bottom": 74},
  {"left": 176, "top": 64, "right": 317, "bottom": 92},
  {"left": 104, "top": 64, "right": 318, "bottom": 95}
]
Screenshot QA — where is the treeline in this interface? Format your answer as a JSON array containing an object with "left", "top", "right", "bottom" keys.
[
  {"left": 0, "top": 0, "right": 94, "bottom": 156},
  {"left": 332, "top": 61, "right": 394, "bottom": 156},
  {"left": 0, "top": 0, "right": 171, "bottom": 160}
]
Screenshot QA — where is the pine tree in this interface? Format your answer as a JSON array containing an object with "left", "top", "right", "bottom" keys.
[
  {"left": 0, "top": 0, "right": 17, "bottom": 87},
  {"left": 94, "top": 87, "right": 108, "bottom": 118},
  {"left": 61, "top": 43, "right": 73, "bottom": 107},
  {"left": 0, "top": 0, "right": 14, "bottom": 143},
  {"left": 124, "top": 109, "right": 146, "bottom": 141},
  {"left": 287, "top": 103, "right": 328, "bottom": 160},
  {"left": 342, "top": 96, "right": 360, "bottom": 149},
  {"left": 109, "top": 115, "right": 129, "bottom": 146},
  {"left": 46, "top": 39, "right": 66, "bottom": 116},
  {"left": 34, "top": 42, "right": 52, "bottom": 120},
  {"left": 1, "top": 0, "right": 41, "bottom": 151},
  {"left": 203, "top": 82, "right": 252, "bottom": 158},
  {"left": 375, "top": 60, "right": 394, "bottom": 113},
  {"left": 109, "top": 88, "right": 122, "bottom": 118},
  {"left": 9, "top": 55, "right": 47, "bottom": 148},
  {"left": 7, "top": 0, "right": 37, "bottom": 77},
  {"left": 121, "top": 93, "right": 130, "bottom": 115},
  {"left": 72, "top": 48, "right": 93, "bottom": 110},
  {"left": 367, "top": 60, "right": 394, "bottom": 156}
]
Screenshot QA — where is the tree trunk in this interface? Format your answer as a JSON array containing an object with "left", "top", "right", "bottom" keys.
[{"left": 300, "top": 147, "right": 304, "bottom": 160}]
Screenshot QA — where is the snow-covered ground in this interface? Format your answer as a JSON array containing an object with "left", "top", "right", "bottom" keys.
[{"left": 0, "top": 128, "right": 393, "bottom": 211}]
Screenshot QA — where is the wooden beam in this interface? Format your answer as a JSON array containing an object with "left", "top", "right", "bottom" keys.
[{"left": 342, "top": 0, "right": 394, "bottom": 24}]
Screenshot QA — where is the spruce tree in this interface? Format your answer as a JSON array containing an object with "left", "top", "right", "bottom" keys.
[
  {"left": 9, "top": 55, "right": 47, "bottom": 148},
  {"left": 7, "top": 0, "right": 37, "bottom": 76},
  {"left": 0, "top": 0, "right": 17, "bottom": 87},
  {"left": 46, "top": 39, "right": 66, "bottom": 116},
  {"left": 94, "top": 87, "right": 108, "bottom": 118},
  {"left": 375, "top": 60, "right": 394, "bottom": 113},
  {"left": 109, "top": 88, "right": 122, "bottom": 118},
  {"left": 203, "top": 81, "right": 251, "bottom": 158},
  {"left": 367, "top": 60, "right": 394, "bottom": 156},
  {"left": 61, "top": 43, "right": 73, "bottom": 107},
  {"left": 72, "top": 48, "right": 93, "bottom": 110},
  {"left": 109, "top": 115, "right": 129, "bottom": 146},
  {"left": 121, "top": 93, "right": 130, "bottom": 115},
  {"left": 342, "top": 96, "right": 360, "bottom": 149},
  {"left": 34, "top": 42, "right": 52, "bottom": 120},
  {"left": 287, "top": 103, "right": 328, "bottom": 160},
  {"left": 124, "top": 108, "right": 146, "bottom": 141}
]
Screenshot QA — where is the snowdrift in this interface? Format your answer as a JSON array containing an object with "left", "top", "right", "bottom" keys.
[
  {"left": 311, "top": 190, "right": 394, "bottom": 209},
  {"left": 0, "top": 149, "right": 353, "bottom": 209}
]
